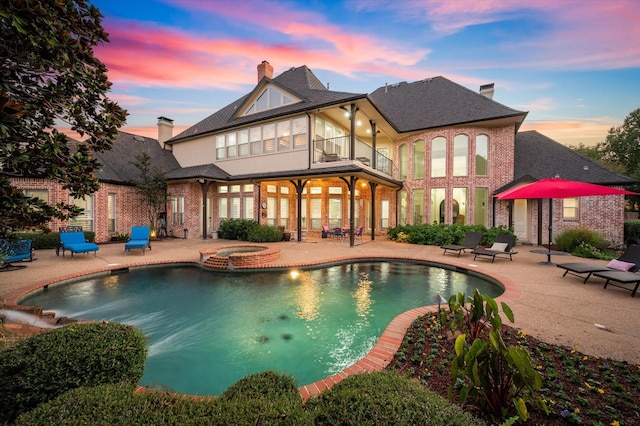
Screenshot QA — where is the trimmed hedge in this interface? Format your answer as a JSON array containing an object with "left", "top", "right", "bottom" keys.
[
  {"left": 387, "top": 223, "right": 512, "bottom": 247},
  {"left": 307, "top": 370, "right": 485, "bottom": 425},
  {"left": 0, "top": 322, "right": 147, "bottom": 423},
  {"left": 12, "top": 231, "right": 96, "bottom": 250},
  {"left": 17, "top": 373, "right": 310, "bottom": 425}
]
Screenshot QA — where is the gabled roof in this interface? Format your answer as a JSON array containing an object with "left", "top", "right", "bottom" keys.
[
  {"left": 167, "top": 66, "right": 365, "bottom": 143},
  {"left": 94, "top": 132, "right": 180, "bottom": 185},
  {"left": 514, "top": 130, "right": 635, "bottom": 185},
  {"left": 368, "top": 77, "right": 526, "bottom": 132}
]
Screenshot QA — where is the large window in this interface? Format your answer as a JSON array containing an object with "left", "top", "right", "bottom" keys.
[
  {"left": 310, "top": 198, "right": 321, "bottom": 230},
  {"left": 474, "top": 188, "right": 488, "bottom": 226},
  {"left": 280, "top": 198, "right": 290, "bottom": 228},
  {"left": 452, "top": 188, "right": 467, "bottom": 224},
  {"left": 412, "top": 139, "right": 425, "bottom": 179},
  {"left": 381, "top": 200, "right": 390, "bottom": 228},
  {"left": 413, "top": 189, "right": 424, "bottom": 225},
  {"left": 70, "top": 196, "right": 94, "bottom": 231},
  {"left": 431, "top": 137, "right": 446, "bottom": 177},
  {"left": 171, "top": 196, "right": 184, "bottom": 226},
  {"left": 24, "top": 189, "right": 48, "bottom": 203},
  {"left": 453, "top": 134, "right": 469, "bottom": 176},
  {"left": 277, "top": 120, "right": 291, "bottom": 151},
  {"left": 398, "top": 190, "right": 408, "bottom": 225},
  {"left": 399, "top": 144, "right": 408, "bottom": 180},
  {"left": 107, "top": 193, "right": 116, "bottom": 233},
  {"left": 243, "top": 197, "right": 254, "bottom": 220},
  {"left": 328, "top": 198, "right": 342, "bottom": 228},
  {"left": 430, "top": 188, "right": 445, "bottom": 224},
  {"left": 476, "top": 134, "right": 488, "bottom": 175},
  {"left": 238, "top": 129, "right": 249, "bottom": 157}
]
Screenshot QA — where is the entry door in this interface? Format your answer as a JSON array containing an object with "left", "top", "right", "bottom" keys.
[{"left": 513, "top": 199, "right": 530, "bottom": 243}]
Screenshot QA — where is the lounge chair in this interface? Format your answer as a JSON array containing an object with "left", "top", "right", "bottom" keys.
[
  {"left": 59, "top": 231, "right": 99, "bottom": 258},
  {"left": 124, "top": 226, "right": 152, "bottom": 255},
  {"left": 556, "top": 244, "right": 640, "bottom": 283},
  {"left": 471, "top": 234, "right": 517, "bottom": 263},
  {"left": 441, "top": 231, "right": 484, "bottom": 257},
  {"left": 593, "top": 269, "right": 640, "bottom": 297}
]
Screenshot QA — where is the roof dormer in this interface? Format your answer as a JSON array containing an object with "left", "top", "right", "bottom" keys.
[{"left": 241, "top": 85, "right": 300, "bottom": 116}]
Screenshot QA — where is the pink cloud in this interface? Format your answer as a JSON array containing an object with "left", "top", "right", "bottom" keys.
[{"left": 520, "top": 116, "right": 621, "bottom": 147}]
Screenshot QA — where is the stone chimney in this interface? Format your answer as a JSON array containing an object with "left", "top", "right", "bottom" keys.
[
  {"left": 257, "top": 60, "right": 273, "bottom": 82},
  {"left": 479, "top": 83, "right": 495, "bottom": 99},
  {"left": 157, "top": 116, "right": 174, "bottom": 149}
]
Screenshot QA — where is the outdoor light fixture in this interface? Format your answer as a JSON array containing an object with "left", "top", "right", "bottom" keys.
[{"left": 198, "top": 179, "right": 205, "bottom": 184}]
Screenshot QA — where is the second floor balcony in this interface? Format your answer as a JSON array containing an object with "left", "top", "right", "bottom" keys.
[{"left": 313, "top": 135, "right": 395, "bottom": 177}]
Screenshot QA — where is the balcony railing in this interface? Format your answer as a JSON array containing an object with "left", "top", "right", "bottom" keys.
[{"left": 313, "top": 136, "right": 395, "bottom": 176}]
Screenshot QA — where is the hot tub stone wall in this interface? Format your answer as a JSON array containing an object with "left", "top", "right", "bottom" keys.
[{"left": 200, "top": 245, "right": 280, "bottom": 270}]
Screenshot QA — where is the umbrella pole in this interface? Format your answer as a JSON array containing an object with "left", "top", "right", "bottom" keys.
[{"left": 547, "top": 199, "right": 553, "bottom": 263}]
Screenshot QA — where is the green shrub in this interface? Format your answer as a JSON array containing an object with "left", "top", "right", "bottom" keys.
[
  {"left": 308, "top": 370, "right": 485, "bottom": 425},
  {"left": 555, "top": 227, "right": 607, "bottom": 254},
  {"left": 18, "top": 375, "right": 310, "bottom": 425},
  {"left": 247, "top": 224, "right": 283, "bottom": 242},
  {"left": 217, "top": 218, "right": 258, "bottom": 240},
  {"left": 0, "top": 322, "right": 147, "bottom": 423},
  {"left": 624, "top": 219, "right": 640, "bottom": 246},
  {"left": 387, "top": 223, "right": 507, "bottom": 247}
]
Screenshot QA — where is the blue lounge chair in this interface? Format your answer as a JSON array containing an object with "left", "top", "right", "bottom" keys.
[
  {"left": 0, "top": 239, "right": 34, "bottom": 271},
  {"left": 124, "top": 226, "right": 151, "bottom": 255},
  {"left": 59, "top": 232, "right": 99, "bottom": 258}
]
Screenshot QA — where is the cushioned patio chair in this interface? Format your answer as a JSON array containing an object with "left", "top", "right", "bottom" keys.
[
  {"left": 472, "top": 234, "right": 517, "bottom": 263},
  {"left": 441, "top": 231, "right": 484, "bottom": 257},
  {"left": 593, "top": 269, "right": 640, "bottom": 297},
  {"left": 556, "top": 244, "right": 640, "bottom": 283},
  {"left": 0, "top": 239, "right": 33, "bottom": 271},
  {"left": 354, "top": 225, "right": 364, "bottom": 242},
  {"left": 124, "top": 226, "right": 151, "bottom": 255},
  {"left": 59, "top": 231, "right": 99, "bottom": 258},
  {"left": 322, "top": 225, "right": 333, "bottom": 239}
]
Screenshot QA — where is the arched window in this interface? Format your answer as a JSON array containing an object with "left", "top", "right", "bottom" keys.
[
  {"left": 412, "top": 139, "right": 425, "bottom": 179},
  {"left": 399, "top": 144, "right": 408, "bottom": 180},
  {"left": 453, "top": 134, "right": 469, "bottom": 176},
  {"left": 476, "top": 134, "right": 489, "bottom": 176},
  {"left": 431, "top": 137, "right": 446, "bottom": 177}
]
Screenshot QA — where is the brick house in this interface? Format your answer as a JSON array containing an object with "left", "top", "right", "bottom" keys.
[{"left": 11, "top": 61, "right": 634, "bottom": 246}]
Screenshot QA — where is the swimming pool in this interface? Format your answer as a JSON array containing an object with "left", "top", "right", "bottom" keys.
[{"left": 22, "top": 261, "right": 502, "bottom": 395}]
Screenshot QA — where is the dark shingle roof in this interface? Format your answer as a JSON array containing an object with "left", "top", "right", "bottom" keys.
[
  {"left": 514, "top": 130, "right": 635, "bottom": 185},
  {"left": 369, "top": 77, "right": 526, "bottom": 132},
  {"left": 94, "top": 132, "right": 180, "bottom": 184},
  {"left": 165, "top": 163, "right": 230, "bottom": 181},
  {"left": 168, "top": 66, "right": 365, "bottom": 143}
]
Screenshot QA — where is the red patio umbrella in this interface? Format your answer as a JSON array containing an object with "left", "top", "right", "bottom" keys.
[{"left": 495, "top": 178, "right": 636, "bottom": 264}]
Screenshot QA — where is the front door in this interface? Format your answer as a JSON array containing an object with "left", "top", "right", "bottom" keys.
[{"left": 513, "top": 199, "right": 530, "bottom": 243}]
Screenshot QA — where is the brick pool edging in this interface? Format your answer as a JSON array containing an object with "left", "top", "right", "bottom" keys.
[{"left": 5, "top": 253, "right": 521, "bottom": 402}]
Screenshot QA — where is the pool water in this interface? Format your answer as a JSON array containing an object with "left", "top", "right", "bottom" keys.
[{"left": 22, "top": 262, "right": 502, "bottom": 396}]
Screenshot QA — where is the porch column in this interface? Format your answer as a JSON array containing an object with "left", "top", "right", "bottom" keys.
[
  {"left": 290, "top": 179, "right": 309, "bottom": 242},
  {"left": 340, "top": 175, "right": 359, "bottom": 247},
  {"left": 349, "top": 103, "right": 359, "bottom": 160},
  {"left": 369, "top": 182, "right": 378, "bottom": 241},
  {"left": 369, "top": 120, "right": 377, "bottom": 169},
  {"left": 198, "top": 179, "right": 210, "bottom": 240}
]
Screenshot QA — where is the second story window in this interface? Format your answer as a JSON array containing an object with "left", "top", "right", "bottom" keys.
[
  {"left": 476, "top": 134, "right": 489, "bottom": 176},
  {"left": 453, "top": 134, "right": 469, "bottom": 176},
  {"left": 431, "top": 137, "right": 446, "bottom": 177}
]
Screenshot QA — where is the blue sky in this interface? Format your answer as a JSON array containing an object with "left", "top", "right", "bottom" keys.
[{"left": 88, "top": 0, "right": 640, "bottom": 146}]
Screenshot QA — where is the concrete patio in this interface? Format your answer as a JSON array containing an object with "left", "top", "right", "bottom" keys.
[{"left": 1, "top": 237, "right": 639, "bottom": 366}]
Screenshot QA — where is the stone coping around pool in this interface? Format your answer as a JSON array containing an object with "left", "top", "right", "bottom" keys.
[
  {"left": 199, "top": 244, "right": 280, "bottom": 270},
  {"left": 6, "top": 250, "right": 520, "bottom": 403}
]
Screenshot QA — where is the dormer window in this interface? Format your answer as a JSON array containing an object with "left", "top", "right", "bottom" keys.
[{"left": 244, "top": 87, "right": 296, "bottom": 115}]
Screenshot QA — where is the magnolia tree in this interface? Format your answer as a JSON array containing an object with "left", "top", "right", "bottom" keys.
[{"left": 0, "top": 1, "right": 127, "bottom": 233}]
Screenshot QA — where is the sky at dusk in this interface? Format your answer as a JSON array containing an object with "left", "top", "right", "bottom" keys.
[{"left": 88, "top": 0, "right": 640, "bottom": 147}]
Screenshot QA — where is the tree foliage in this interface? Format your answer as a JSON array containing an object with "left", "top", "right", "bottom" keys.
[
  {"left": 0, "top": 1, "right": 127, "bottom": 232},
  {"left": 598, "top": 108, "right": 640, "bottom": 207},
  {"left": 131, "top": 152, "right": 167, "bottom": 233}
]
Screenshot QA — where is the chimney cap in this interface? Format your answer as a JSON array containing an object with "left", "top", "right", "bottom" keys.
[{"left": 157, "top": 116, "right": 174, "bottom": 122}]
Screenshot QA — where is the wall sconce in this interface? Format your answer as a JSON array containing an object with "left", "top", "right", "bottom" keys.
[{"left": 198, "top": 178, "right": 205, "bottom": 184}]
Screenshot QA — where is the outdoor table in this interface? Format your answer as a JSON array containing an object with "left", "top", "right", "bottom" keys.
[{"left": 529, "top": 248, "right": 569, "bottom": 265}]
